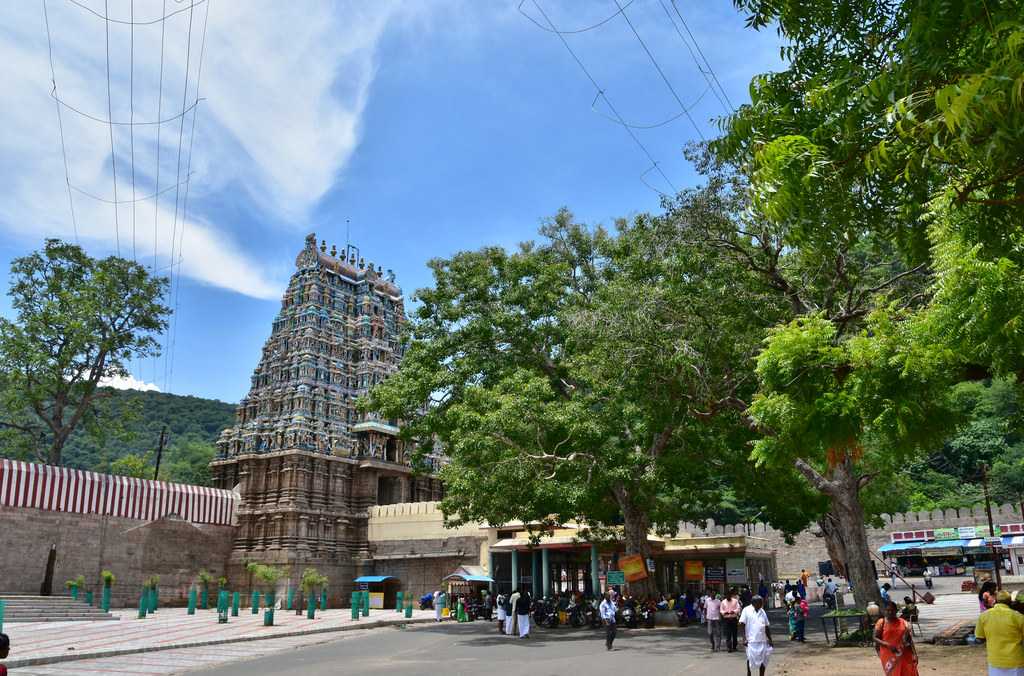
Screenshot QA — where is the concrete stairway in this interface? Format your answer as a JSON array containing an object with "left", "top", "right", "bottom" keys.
[{"left": 0, "top": 594, "right": 118, "bottom": 622}]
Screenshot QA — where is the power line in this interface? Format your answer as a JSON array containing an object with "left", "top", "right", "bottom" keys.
[
  {"left": 663, "top": 0, "right": 734, "bottom": 112},
  {"left": 103, "top": 0, "right": 120, "bottom": 255},
  {"left": 167, "top": 0, "right": 211, "bottom": 394},
  {"left": 41, "top": 0, "right": 78, "bottom": 245},
  {"left": 590, "top": 83, "right": 712, "bottom": 129},
  {"left": 152, "top": 0, "right": 167, "bottom": 387},
  {"left": 48, "top": 92, "right": 201, "bottom": 126},
  {"left": 517, "top": 0, "right": 637, "bottom": 34},
  {"left": 69, "top": 173, "right": 191, "bottom": 205},
  {"left": 65, "top": 0, "right": 206, "bottom": 26},
  {"left": 611, "top": 0, "right": 705, "bottom": 142},
  {"left": 129, "top": 0, "right": 136, "bottom": 261},
  {"left": 528, "top": 0, "right": 675, "bottom": 194}
]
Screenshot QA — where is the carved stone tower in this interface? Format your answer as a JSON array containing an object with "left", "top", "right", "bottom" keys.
[{"left": 210, "top": 233, "right": 443, "bottom": 600}]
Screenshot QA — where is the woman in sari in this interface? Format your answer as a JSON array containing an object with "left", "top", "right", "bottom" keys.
[{"left": 874, "top": 600, "right": 919, "bottom": 676}]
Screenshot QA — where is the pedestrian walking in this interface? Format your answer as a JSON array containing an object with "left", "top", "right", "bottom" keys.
[
  {"left": 793, "top": 596, "right": 808, "bottom": 642},
  {"left": 515, "top": 590, "right": 531, "bottom": 639},
  {"left": 739, "top": 596, "right": 773, "bottom": 676},
  {"left": 721, "top": 588, "right": 741, "bottom": 652},
  {"left": 600, "top": 590, "right": 618, "bottom": 651},
  {"left": 974, "top": 591, "right": 1024, "bottom": 676},
  {"left": 705, "top": 591, "right": 723, "bottom": 652},
  {"left": 506, "top": 589, "right": 520, "bottom": 636},
  {"left": 873, "top": 600, "right": 919, "bottom": 676},
  {"left": 433, "top": 589, "right": 443, "bottom": 622},
  {"left": 495, "top": 593, "right": 507, "bottom": 633}
]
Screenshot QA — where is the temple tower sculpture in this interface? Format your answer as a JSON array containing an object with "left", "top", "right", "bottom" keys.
[{"left": 210, "top": 233, "right": 444, "bottom": 600}]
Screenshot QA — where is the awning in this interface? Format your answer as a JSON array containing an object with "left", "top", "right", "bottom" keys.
[
  {"left": 443, "top": 565, "right": 494, "bottom": 584},
  {"left": 879, "top": 542, "right": 923, "bottom": 554},
  {"left": 1005, "top": 535, "right": 1024, "bottom": 547},
  {"left": 353, "top": 575, "right": 398, "bottom": 583},
  {"left": 921, "top": 539, "right": 966, "bottom": 549}
]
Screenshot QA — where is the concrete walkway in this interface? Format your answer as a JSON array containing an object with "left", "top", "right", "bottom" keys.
[{"left": 1, "top": 606, "right": 436, "bottom": 669}]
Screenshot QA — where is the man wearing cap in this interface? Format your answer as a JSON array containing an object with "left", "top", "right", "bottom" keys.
[{"left": 975, "top": 590, "right": 1024, "bottom": 676}]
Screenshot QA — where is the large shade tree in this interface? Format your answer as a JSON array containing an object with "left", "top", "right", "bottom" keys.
[
  {"left": 712, "top": 0, "right": 1024, "bottom": 605},
  {"left": 369, "top": 187, "right": 786, "bottom": 593},
  {"left": 0, "top": 240, "right": 169, "bottom": 465}
]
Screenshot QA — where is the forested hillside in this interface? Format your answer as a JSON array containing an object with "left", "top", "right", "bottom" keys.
[{"left": 0, "top": 388, "right": 236, "bottom": 486}]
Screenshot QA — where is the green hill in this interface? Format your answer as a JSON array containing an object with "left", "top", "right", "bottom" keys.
[{"left": 1, "top": 388, "right": 237, "bottom": 486}]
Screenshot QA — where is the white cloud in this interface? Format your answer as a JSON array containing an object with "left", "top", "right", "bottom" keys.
[
  {"left": 100, "top": 373, "right": 161, "bottom": 392},
  {"left": 0, "top": 0, "right": 403, "bottom": 299}
]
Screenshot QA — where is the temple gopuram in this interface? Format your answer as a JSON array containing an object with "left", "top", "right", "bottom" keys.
[{"left": 210, "top": 233, "right": 444, "bottom": 598}]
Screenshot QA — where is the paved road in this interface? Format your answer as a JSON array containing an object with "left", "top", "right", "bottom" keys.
[{"left": 190, "top": 609, "right": 822, "bottom": 676}]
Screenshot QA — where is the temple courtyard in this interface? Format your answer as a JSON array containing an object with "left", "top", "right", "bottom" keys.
[{"left": 5, "top": 593, "right": 987, "bottom": 675}]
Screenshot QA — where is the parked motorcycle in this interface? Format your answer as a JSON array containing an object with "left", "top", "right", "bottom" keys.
[
  {"left": 419, "top": 593, "right": 434, "bottom": 611},
  {"left": 822, "top": 592, "right": 836, "bottom": 610},
  {"left": 532, "top": 597, "right": 560, "bottom": 629},
  {"left": 467, "top": 599, "right": 492, "bottom": 621},
  {"left": 638, "top": 603, "right": 656, "bottom": 629},
  {"left": 621, "top": 604, "right": 638, "bottom": 629}
]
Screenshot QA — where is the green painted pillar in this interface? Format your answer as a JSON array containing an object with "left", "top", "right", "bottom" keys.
[
  {"left": 307, "top": 597, "right": 316, "bottom": 619},
  {"left": 70, "top": 585, "right": 79, "bottom": 601},
  {"left": 320, "top": 588, "right": 328, "bottom": 611},
  {"left": 101, "top": 586, "right": 112, "bottom": 612},
  {"left": 264, "top": 607, "right": 274, "bottom": 626},
  {"left": 264, "top": 591, "right": 274, "bottom": 609},
  {"left": 231, "top": 591, "right": 240, "bottom": 617},
  {"left": 152, "top": 585, "right": 159, "bottom": 612},
  {"left": 511, "top": 549, "right": 519, "bottom": 591},
  {"left": 351, "top": 592, "right": 360, "bottom": 620},
  {"left": 137, "top": 590, "right": 146, "bottom": 619},
  {"left": 404, "top": 598, "right": 413, "bottom": 618},
  {"left": 187, "top": 587, "right": 197, "bottom": 615},
  {"left": 590, "top": 544, "right": 601, "bottom": 597},
  {"left": 0, "top": 599, "right": 5, "bottom": 634},
  {"left": 542, "top": 548, "right": 551, "bottom": 598},
  {"left": 396, "top": 591, "right": 404, "bottom": 612},
  {"left": 532, "top": 551, "right": 541, "bottom": 598},
  {"left": 200, "top": 587, "right": 208, "bottom": 610},
  {"left": 287, "top": 586, "right": 294, "bottom": 611},
  {"left": 361, "top": 589, "right": 370, "bottom": 616},
  {"left": 251, "top": 591, "right": 260, "bottom": 614},
  {"left": 85, "top": 590, "right": 94, "bottom": 606},
  {"left": 488, "top": 550, "right": 496, "bottom": 594}
]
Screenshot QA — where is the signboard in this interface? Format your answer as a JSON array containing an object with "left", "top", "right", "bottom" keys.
[
  {"left": 726, "top": 557, "right": 746, "bottom": 584},
  {"left": 985, "top": 536, "right": 1003, "bottom": 546},
  {"left": 958, "top": 526, "right": 977, "bottom": 539},
  {"left": 934, "top": 528, "right": 958, "bottom": 541},
  {"left": 684, "top": 561, "right": 704, "bottom": 580},
  {"left": 369, "top": 592, "right": 384, "bottom": 609},
  {"left": 606, "top": 570, "right": 626, "bottom": 586},
  {"left": 646, "top": 558, "right": 656, "bottom": 573},
  {"left": 705, "top": 566, "right": 725, "bottom": 584},
  {"left": 619, "top": 555, "right": 648, "bottom": 582}
]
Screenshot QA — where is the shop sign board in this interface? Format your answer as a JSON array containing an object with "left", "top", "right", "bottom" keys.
[
  {"left": 619, "top": 555, "right": 648, "bottom": 582},
  {"left": 934, "top": 528, "right": 958, "bottom": 541},
  {"left": 606, "top": 570, "right": 626, "bottom": 585},
  {"left": 369, "top": 592, "right": 384, "bottom": 609},
  {"left": 726, "top": 557, "right": 746, "bottom": 584},
  {"left": 705, "top": 566, "right": 726, "bottom": 583},
  {"left": 958, "top": 526, "right": 977, "bottom": 539},
  {"left": 684, "top": 561, "right": 704, "bottom": 580},
  {"left": 985, "top": 536, "right": 1003, "bottom": 546}
]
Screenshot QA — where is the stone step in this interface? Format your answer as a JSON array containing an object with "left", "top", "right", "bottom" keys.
[
  {"left": 3, "top": 615, "right": 119, "bottom": 623},
  {"left": 0, "top": 594, "right": 118, "bottom": 622}
]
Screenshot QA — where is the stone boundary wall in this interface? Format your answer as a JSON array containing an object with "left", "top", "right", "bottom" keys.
[
  {"left": 681, "top": 503, "right": 1024, "bottom": 577},
  {"left": 0, "top": 504, "right": 234, "bottom": 607}
]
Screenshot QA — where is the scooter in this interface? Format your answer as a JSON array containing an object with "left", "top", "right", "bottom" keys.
[
  {"left": 419, "top": 593, "right": 434, "bottom": 611},
  {"left": 822, "top": 592, "right": 836, "bottom": 610},
  {"left": 621, "top": 604, "right": 638, "bottom": 629},
  {"left": 532, "top": 597, "right": 560, "bottom": 629},
  {"left": 638, "top": 603, "right": 656, "bottom": 628}
]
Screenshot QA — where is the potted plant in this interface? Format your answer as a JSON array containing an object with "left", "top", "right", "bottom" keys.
[
  {"left": 65, "top": 574, "right": 85, "bottom": 601},
  {"left": 100, "top": 570, "right": 115, "bottom": 612},
  {"left": 301, "top": 568, "right": 328, "bottom": 620},
  {"left": 246, "top": 563, "right": 284, "bottom": 626},
  {"left": 197, "top": 570, "right": 213, "bottom": 610}
]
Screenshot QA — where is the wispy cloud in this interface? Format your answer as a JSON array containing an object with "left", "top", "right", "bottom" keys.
[
  {"left": 0, "top": 0, "right": 402, "bottom": 299},
  {"left": 101, "top": 372, "right": 161, "bottom": 392}
]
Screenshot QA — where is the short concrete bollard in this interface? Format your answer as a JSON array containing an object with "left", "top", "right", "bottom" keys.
[
  {"left": 187, "top": 587, "right": 197, "bottom": 615},
  {"left": 232, "top": 591, "right": 240, "bottom": 617},
  {"left": 251, "top": 591, "right": 260, "bottom": 615}
]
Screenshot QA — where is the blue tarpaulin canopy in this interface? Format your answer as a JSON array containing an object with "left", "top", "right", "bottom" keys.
[
  {"left": 443, "top": 565, "right": 494, "bottom": 584},
  {"left": 920, "top": 539, "right": 967, "bottom": 549},
  {"left": 353, "top": 575, "right": 397, "bottom": 583},
  {"left": 879, "top": 542, "right": 923, "bottom": 554}
]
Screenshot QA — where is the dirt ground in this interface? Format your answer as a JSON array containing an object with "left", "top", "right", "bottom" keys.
[{"left": 775, "top": 643, "right": 987, "bottom": 675}]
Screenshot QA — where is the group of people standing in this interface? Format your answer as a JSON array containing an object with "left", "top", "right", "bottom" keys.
[{"left": 494, "top": 590, "right": 533, "bottom": 639}]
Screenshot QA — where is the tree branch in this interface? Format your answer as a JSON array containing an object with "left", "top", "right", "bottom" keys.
[{"left": 795, "top": 457, "right": 838, "bottom": 496}]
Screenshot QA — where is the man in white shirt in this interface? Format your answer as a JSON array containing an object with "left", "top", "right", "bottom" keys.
[
  {"left": 599, "top": 590, "right": 618, "bottom": 651},
  {"left": 739, "top": 595, "right": 773, "bottom": 676}
]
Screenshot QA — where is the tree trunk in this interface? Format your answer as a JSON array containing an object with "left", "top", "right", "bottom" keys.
[
  {"left": 613, "top": 484, "right": 655, "bottom": 597},
  {"left": 795, "top": 455, "right": 881, "bottom": 610},
  {"left": 817, "top": 512, "right": 848, "bottom": 578},
  {"left": 48, "top": 433, "right": 67, "bottom": 466}
]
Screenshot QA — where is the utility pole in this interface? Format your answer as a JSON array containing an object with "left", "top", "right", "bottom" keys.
[
  {"left": 153, "top": 425, "right": 168, "bottom": 481},
  {"left": 981, "top": 463, "right": 1003, "bottom": 590}
]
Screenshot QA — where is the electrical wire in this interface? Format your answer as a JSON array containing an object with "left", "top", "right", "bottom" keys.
[
  {"left": 49, "top": 92, "right": 201, "bottom": 126},
  {"left": 590, "top": 83, "right": 712, "bottom": 129},
  {"left": 517, "top": 0, "right": 637, "bottom": 34},
  {"left": 69, "top": 173, "right": 192, "bottom": 205},
  {"left": 163, "top": 0, "right": 195, "bottom": 391},
  {"left": 528, "top": 0, "right": 675, "bottom": 194},
  {"left": 64, "top": 0, "right": 206, "bottom": 26},
  {"left": 167, "top": 0, "right": 210, "bottom": 394},
  {"left": 663, "top": 0, "right": 733, "bottom": 112},
  {"left": 611, "top": 0, "right": 704, "bottom": 142},
  {"left": 103, "top": 0, "right": 120, "bottom": 255},
  {"left": 152, "top": 0, "right": 168, "bottom": 387},
  {"left": 41, "top": 0, "right": 79, "bottom": 245},
  {"left": 129, "top": 0, "right": 136, "bottom": 261}
]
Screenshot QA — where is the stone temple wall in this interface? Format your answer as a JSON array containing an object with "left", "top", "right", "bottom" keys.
[
  {"left": 0, "top": 504, "right": 234, "bottom": 608},
  {"left": 680, "top": 502, "right": 1024, "bottom": 578}
]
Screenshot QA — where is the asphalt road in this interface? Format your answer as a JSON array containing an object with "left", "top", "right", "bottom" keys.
[{"left": 192, "top": 607, "right": 824, "bottom": 676}]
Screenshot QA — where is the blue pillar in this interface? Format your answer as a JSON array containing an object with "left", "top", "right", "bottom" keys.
[
  {"left": 511, "top": 549, "right": 519, "bottom": 591},
  {"left": 532, "top": 550, "right": 541, "bottom": 598},
  {"left": 542, "top": 548, "right": 551, "bottom": 598},
  {"left": 591, "top": 545, "right": 601, "bottom": 597}
]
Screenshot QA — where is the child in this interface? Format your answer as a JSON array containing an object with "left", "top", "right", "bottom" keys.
[{"left": 1, "top": 632, "right": 10, "bottom": 676}]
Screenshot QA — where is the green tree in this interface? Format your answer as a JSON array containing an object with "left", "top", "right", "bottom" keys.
[
  {"left": 110, "top": 452, "right": 153, "bottom": 479},
  {"left": 0, "top": 240, "right": 169, "bottom": 465},
  {"left": 992, "top": 444, "right": 1024, "bottom": 515},
  {"left": 162, "top": 439, "right": 215, "bottom": 486}
]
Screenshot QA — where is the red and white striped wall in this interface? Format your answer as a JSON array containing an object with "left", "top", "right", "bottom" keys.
[{"left": 0, "top": 458, "right": 235, "bottom": 526}]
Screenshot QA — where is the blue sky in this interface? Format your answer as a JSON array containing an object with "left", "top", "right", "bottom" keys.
[{"left": 0, "top": 1, "right": 783, "bottom": 403}]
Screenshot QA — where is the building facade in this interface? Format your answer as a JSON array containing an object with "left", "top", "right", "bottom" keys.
[{"left": 210, "top": 234, "right": 443, "bottom": 600}]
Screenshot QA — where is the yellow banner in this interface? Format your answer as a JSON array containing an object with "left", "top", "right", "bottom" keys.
[{"left": 620, "top": 554, "right": 648, "bottom": 582}]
